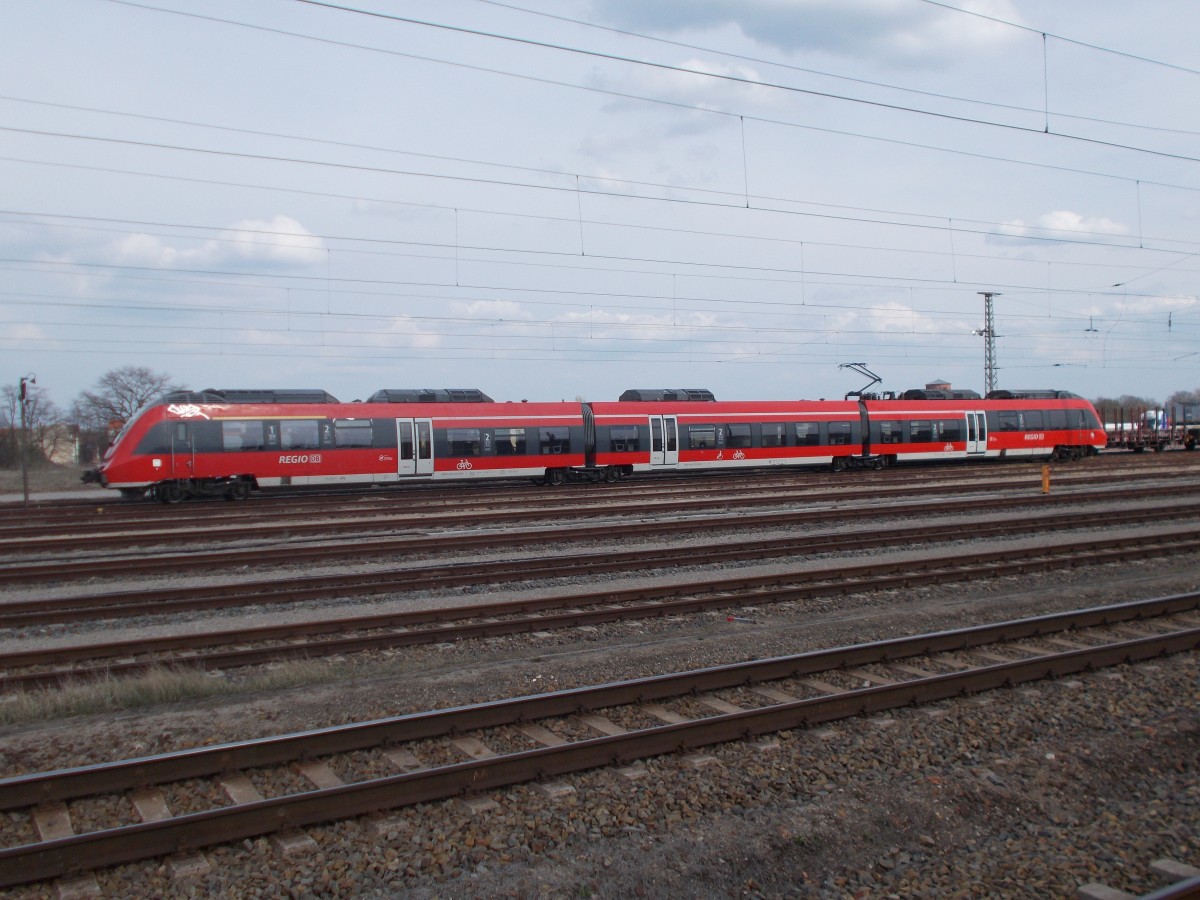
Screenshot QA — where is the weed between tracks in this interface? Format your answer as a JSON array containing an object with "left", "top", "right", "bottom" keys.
[{"left": 0, "top": 659, "right": 349, "bottom": 726}]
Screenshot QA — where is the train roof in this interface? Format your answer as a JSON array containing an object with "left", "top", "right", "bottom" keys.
[
  {"left": 899, "top": 388, "right": 982, "bottom": 400},
  {"left": 163, "top": 389, "right": 340, "bottom": 404},
  {"left": 617, "top": 388, "right": 716, "bottom": 402},
  {"left": 984, "top": 389, "right": 1081, "bottom": 400},
  {"left": 366, "top": 388, "right": 494, "bottom": 403}
]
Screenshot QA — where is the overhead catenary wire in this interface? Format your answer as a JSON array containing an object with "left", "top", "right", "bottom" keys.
[
  {"left": 4, "top": 2, "right": 1197, "bottom": 394},
  {"left": 102, "top": 0, "right": 1200, "bottom": 167}
]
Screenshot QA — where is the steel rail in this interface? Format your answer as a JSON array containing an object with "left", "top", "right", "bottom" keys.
[
  {"left": 5, "top": 456, "right": 1174, "bottom": 531},
  {"left": 0, "top": 480, "right": 1191, "bottom": 586},
  {"left": 3, "top": 527, "right": 1198, "bottom": 690},
  {"left": 1, "top": 592, "right": 1193, "bottom": 810},
  {"left": 3, "top": 500, "right": 1200, "bottom": 629},
  {"left": 0, "top": 616, "right": 1194, "bottom": 888},
  {"left": 3, "top": 467, "right": 1182, "bottom": 556}
]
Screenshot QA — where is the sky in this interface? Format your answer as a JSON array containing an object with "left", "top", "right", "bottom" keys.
[{"left": 2, "top": 0, "right": 1199, "bottom": 409}]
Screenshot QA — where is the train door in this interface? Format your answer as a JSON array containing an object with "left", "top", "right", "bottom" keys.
[
  {"left": 169, "top": 420, "right": 195, "bottom": 480},
  {"left": 966, "top": 411, "right": 987, "bottom": 454},
  {"left": 649, "top": 416, "right": 678, "bottom": 468},
  {"left": 396, "top": 419, "right": 434, "bottom": 476}
]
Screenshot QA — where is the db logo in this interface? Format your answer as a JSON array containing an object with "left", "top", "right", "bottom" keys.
[{"left": 456, "top": 459, "right": 473, "bottom": 470}]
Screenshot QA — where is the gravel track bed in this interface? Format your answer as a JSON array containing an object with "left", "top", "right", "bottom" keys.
[
  {"left": 0, "top": 486, "right": 1182, "bottom": 588},
  {"left": 161, "top": 778, "right": 232, "bottom": 817},
  {"left": 0, "top": 485, "right": 1196, "bottom": 896},
  {"left": 3, "top": 652, "right": 1197, "bottom": 899},
  {"left": 0, "top": 513, "right": 1186, "bottom": 655}
]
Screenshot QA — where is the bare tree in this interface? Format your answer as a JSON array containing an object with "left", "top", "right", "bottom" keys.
[
  {"left": 0, "top": 382, "right": 65, "bottom": 469},
  {"left": 70, "top": 366, "right": 182, "bottom": 461}
]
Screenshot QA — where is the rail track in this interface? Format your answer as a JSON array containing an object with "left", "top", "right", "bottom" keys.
[
  {"left": 3, "top": 522, "right": 1198, "bottom": 690},
  {"left": 3, "top": 452, "right": 1197, "bottom": 548},
  {"left": 0, "top": 594, "right": 1194, "bottom": 890},
  {"left": 3, "top": 474, "right": 1198, "bottom": 586},
  {"left": 3, "top": 499, "right": 1200, "bottom": 629}
]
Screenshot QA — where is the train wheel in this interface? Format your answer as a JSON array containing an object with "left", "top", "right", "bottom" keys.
[
  {"left": 872, "top": 457, "right": 885, "bottom": 470},
  {"left": 604, "top": 467, "right": 620, "bottom": 482},
  {"left": 225, "top": 481, "right": 251, "bottom": 501},
  {"left": 547, "top": 469, "right": 564, "bottom": 485},
  {"left": 831, "top": 457, "right": 847, "bottom": 472},
  {"left": 158, "top": 482, "right": 185, "bottom": 504}
]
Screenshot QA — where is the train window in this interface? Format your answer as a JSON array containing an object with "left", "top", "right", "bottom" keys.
[
  {"left": 1022, "top": 409, "right": 1045, "bottom": 430},
  {"left": 940, "top": 419, "right": 963, "bottom": 442},
  {"left": 447, "top": 428, "right": 481, "bottom": 456},
  {"left": 398, "top": 421, "right": 413, "bottom": 460},
  {"left": 1046, "top": 409, "right": 1068, "bottom": 430},
  {"left": 610, "top": 425, "right": 639, "bottom": 452},
  {"left": 877, "top": 420, "right": 903, "bottom": 444},
  {"left": 334, "top": 419, "right": 374, "bottom": 448},
  {"left": 997, "top": 411, "right": 1020, "bottom": 432},
  {"left": 688, "top": 424, "right": 718, "bottom": 450},
  {"left": 221, "top": 421, "right": 265, "bottom": 451},
  {"left": 495, "top": 427, "right": 527, "bottom": 455},
  {"left": 761, "top": 423, "right": 787, "bottom": 447},
  {"left": 539, "top": 427, "right": 569, "bottom": 454},
  {"left": 280, "top": 420, "right": 320, "bottom": 450},
  {"left": 794, "top": 422, "right": 821, "bottom": 446},
  {"left": 727, "top": 424, "right": 752, "bottom": 448},
  {"left": 134, "top": 422, "right": 171, "bottom": 455},
  {"left": 193, "top": 422, "right": 222, "bottom": 452},
  {"left": 372, "top": 420, "right": 398, "bottom": 449},
  {"left": 909, "top": 420, "right": 933, "bottom": 443},
  {"left": 825, "top": 421, "right": 851, "bottom": 445}
]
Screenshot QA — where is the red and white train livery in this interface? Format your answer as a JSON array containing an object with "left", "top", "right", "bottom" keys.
[{"left": 86, "top": 386, "right": 1107, "bottom": 501}]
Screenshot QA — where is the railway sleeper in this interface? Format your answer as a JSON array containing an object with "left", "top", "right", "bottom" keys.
[{"left": 0, "top": 615, "right": 1194, "bottom": 891}]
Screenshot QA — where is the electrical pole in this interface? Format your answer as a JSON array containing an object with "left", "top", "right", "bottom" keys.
[
  {"left": 976, "top": 292, "right": 999, "bottom": 394},
  {"left": 18, "top": 374, "right": 35, "bottom": 507}
]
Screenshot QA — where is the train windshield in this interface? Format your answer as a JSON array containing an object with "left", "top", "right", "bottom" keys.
[{"left": 106, "top": 397, "right": 165, "bottom": 453}]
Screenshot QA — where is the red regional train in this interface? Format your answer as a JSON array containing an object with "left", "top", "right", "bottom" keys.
[{"left": 85, "top": 385, "right": 1107, "bottom": 502}]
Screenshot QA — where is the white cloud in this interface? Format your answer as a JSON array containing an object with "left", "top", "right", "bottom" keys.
[
  {"left": 111, "top": 215, "right": 325, "bottom": 269},
  {"left": 590, "top": 0, "right": 1024, "bottom": 65},
  {"left": 611, "top": 57, "right": 780, "bottom": 112},
  {"left": 999, "top": 210, "right": 1130, "bottom": 239}
]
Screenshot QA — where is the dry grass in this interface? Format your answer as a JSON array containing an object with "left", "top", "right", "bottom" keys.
[
  {"left": 0, "top": 464, "right": 94, "bottom": 494},
  {"left": 0, "top": 659, "right": 348, "bottom": 726}
]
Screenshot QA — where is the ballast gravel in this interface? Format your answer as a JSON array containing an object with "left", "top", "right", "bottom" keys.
[
  {"left": 0, "top": 488, "right": 1197, "bottom": 897},
  {"left": 23, "top": 649, "right": 1194, "bottom": 900}
]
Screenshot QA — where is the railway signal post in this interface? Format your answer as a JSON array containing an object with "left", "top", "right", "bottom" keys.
[{"left": 18, "top": 374, "right": 35, "bottom": 507}]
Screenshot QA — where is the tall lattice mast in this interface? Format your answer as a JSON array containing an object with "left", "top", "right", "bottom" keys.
[{"left": 976, "top": 292, "right": 1000, "bottom": 394}]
